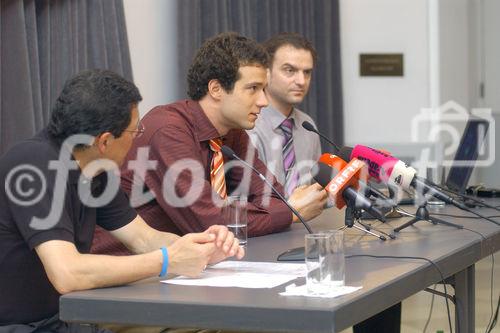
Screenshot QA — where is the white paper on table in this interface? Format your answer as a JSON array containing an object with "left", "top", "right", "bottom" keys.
[
  {"left": 162, "top": 261, "right": 306, "bottom": 289},
  {"left": 279, "top": 283, "right": 362, "bottom": 298}
]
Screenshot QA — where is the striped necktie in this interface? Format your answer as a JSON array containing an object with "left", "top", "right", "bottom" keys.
[
  {"left": 209, "top": 138, "right": 227, "bottom": 199},
  {"left": 279, "top": 118, "right": 299, "bottom": 198}
]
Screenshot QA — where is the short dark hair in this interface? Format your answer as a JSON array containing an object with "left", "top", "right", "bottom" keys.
[
  {"left": 187, "top": 32, "right": 269, "bottom": 101},
  {"left": 48, "top": 69, "right": 142, "bottom": 147},
  {"left": 263, "top": 32, "right": 317, "bottom": 66}
]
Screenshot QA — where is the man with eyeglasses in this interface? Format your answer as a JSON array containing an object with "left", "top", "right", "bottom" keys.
[
  {"left": 0, "top": 69, "right": 243, "bottom": 332},
  {"left": 123, "top": 121, "right": 145, "bottom": 138}
]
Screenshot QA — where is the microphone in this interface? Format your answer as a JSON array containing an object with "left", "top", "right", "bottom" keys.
[
  {"left": 312, "top": 158, "right": 386, "bottom": 222},
  {"left": 318, "top": 153, "right": 397, "bottom": 208},
  {"left": 301, "top": 124, "right": 492, "bottom": 226},
  {"left": 220, "top": 146, "right": 313, "bottom": 234},
  {"left": 303, "top": 122, "right": 395, "bottom": 205},
  {"left": 339, "top": 145, "right": 469, "bottom": 210},
  {"left": 301, "top": 121, "right": 341, "bottom": 153}
]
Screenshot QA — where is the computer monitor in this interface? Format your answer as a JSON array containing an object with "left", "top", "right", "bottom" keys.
[{"left": 445, "top": 118, "right": 489, "bottom": 193}]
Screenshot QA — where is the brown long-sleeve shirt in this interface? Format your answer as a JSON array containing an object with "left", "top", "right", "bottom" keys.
[{"left": 92, "top": 100, "right": 292, "bottom": 255}]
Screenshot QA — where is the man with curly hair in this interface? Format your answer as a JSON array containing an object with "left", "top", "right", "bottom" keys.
[{"left": 93, "top": 32, "right": 327, "bottom": 255}]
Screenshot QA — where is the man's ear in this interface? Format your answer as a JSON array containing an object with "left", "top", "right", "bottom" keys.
[
  {"left": 94, "top": 132, "right": 113, "bottom": 154},
  {"left": 207, "top": 79, "right": 223, "bottom": 100}
]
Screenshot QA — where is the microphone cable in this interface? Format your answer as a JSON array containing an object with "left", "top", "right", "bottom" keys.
[
  {"left": 430, "top": 210, "right": 500, "bottom": 227},
  {"left": 431, "top": 212, "right": 500, "bottom": 220},
  {"left": 485, "top": 255, "right": 498, "bottom": 333},
  {"left": 401, "top": 224, "right": 498, "bottom": 333},
  {"left": 427, "top": 180, "right": 500, "bottom": 212},
  {"left": 486, "top": 295, "right": 499, "bottom": 333},
  {"left": 345, "top": 254, "right": 453, "bottom": 333},
  {"left": 422, "top": 283, "right": 437, "bottom": 333},
  {"left": 416, "top": 183, "right": 500, "bottom": 226}
]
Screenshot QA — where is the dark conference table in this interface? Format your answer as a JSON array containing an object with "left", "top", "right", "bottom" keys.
[{"left": 60, "top": 203, "right": 500, "bottom": 332}]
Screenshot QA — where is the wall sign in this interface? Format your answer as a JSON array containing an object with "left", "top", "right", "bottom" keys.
[{"left": 360, "top": 54, "right": 404, "bottom": 76}]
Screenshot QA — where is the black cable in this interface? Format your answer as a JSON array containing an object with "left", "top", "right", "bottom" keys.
[
  {"left": 427, "top": 181, "right": 500, "bottom": 212},
  {"left": 423, "top": 284, "right": 437, "bottom": 333},
  {"left": 431, "top": 213, "right": 500, "bottom": 220},
  {"left": 456, "top": 227, "right": 498, "bottom": 333},
  {"left": 459, "top": 206, "right": 500, "bottom": 226},
  {"left": 346, "top": 254, "right": 453, "bottom": 333},
  {"left": 486, "top": 295, "right": 499, "bottom": 333},
  {"left": 429, "top": 210, "right": 500, "bottom": 226},
  {"left": 486, "top": 254, "right": 496, "bottom": 333},
  {"left": 460, "top": 227, "right": 487, "bottom": 241},
  {"left": 398, "top": 181, "right": 500, "bottom": 226}
]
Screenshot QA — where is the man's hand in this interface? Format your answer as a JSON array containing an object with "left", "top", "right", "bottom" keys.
[
  {"left": 288, "top": 183, "right": 328, "bottom": 222},
  {"left": 167, "top": 233, "right": 216, "bottom": 277},
  {"left": 204, "top": 225, "right": 245, "bottom": 264},
  {"left": 167, "top": 226, "right": 244, "bottom": 277}
]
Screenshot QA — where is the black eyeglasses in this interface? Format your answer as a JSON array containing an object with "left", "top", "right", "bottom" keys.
[{"left": 123, "top": 121, "right": 145, "bottom": 138}]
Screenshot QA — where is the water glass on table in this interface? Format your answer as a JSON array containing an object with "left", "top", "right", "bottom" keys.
[
  {"left": 305, "top": 230, "right": 345, "bottom": 295},
  {"left": 222, "top": 196, "right": 248, "bottom": 247},
  {"left": 322, "top": 230, "right": 345, "bottom": 287}
]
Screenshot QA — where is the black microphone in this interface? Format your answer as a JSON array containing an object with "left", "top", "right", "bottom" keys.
[
  {"left": 220, "top": 145, "right": 313, "bottom": 234},
  {"left": 302, "top": 121, "right": 341, "bottom": 153}
]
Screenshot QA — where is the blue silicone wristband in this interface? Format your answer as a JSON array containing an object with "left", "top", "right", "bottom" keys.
[{"left": 159, "top": 247, "right": 169, "bottom": 277}]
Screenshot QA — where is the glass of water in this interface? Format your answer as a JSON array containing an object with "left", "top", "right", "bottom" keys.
[
  {"left": 322, "top": 230, "right": 345, "bottom": 287},
  {"left": 305, "top": 231, "right": 345, "bottom": 295},
  {"left": 222, "top": 196, "right": 248, "bottom": 247},
  {"left": 305, "top": 233, "right": 332, "bottom": 295}
]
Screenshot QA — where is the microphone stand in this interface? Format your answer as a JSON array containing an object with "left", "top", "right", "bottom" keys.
[
  {"left": 392, "top": 207, "right": 417, "bottom": 218},
  {"left": 339, "top": 199, "right": 389, "bottom": 241},
  {"left": 394, "top": 199, "right": 463, "bottom": 232},
  {"left": 365, "top": 186, "right": 416, "bottom": 221}
]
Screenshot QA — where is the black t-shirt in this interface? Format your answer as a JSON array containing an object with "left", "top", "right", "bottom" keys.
[{"left": 0, "top": 130, "right": 137, "bottom": 325}]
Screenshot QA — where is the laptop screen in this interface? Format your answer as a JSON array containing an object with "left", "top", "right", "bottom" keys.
[{"left": 445, "top": 118, "right": 489, "bottom": 193}]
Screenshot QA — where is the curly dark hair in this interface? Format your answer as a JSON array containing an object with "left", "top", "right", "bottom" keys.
[
  {"left": 263, "top": 32, "right": 317, "bottom": 66},
  {"left": 187, "top": 32, "right": 269, "bottom": 101},
  {"left": 47, "top": 69, "right": 142, "bottom": 147}
]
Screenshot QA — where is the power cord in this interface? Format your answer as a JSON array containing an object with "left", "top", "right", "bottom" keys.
[{"left": 346, "top": 254, "right": 453, "bottom": 333}]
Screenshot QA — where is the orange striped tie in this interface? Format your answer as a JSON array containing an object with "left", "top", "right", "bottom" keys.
[{"left": 209, "top": 139, "right": 227, "bottom": 199}]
